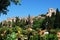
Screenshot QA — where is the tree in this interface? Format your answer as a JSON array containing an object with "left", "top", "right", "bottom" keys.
[
  {"left": 20, "top": 19, "right": 27, "bottom": 29},
  {"left": 0, "top": 0, "right": 21, "bottom": 15},
  {"left": 8, "top": 21, "right": 12, "bottom": 27},
  {"left": 40, "top": 14, "right": 46, "bottom": 17},
  {"left": 50, "top": 12, "right": 56, "bottom": 29},
  {"left": 0, "top": 22, "right": 2, "bottom": 27},
  {"left": 27, "top": 14, "right": 31, "bottom": 25},
  {"left": 15, "top": 17, "right": 20, "bottom": 26},
  {"left": 26, "top": 14, "right": 32, "bottom": 28},
  {"left": 54, "top": 8, "right": 60, "bottom": 28},
  {"left": 33, "top": 17, "right": 45, "bottom": 30},
  {"left": 12, "top": 19, "right": 15, "bottom": 27}
]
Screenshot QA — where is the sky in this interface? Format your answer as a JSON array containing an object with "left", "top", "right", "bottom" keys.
[{"left": 0, "top": 0, "right": 60, "bottom": 22}]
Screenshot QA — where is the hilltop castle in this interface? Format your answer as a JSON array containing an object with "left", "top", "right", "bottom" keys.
[{"left": 46, "top": 8, "right": 56, "bottom": 17}]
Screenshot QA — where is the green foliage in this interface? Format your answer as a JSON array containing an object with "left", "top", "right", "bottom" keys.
[
  {"left": 32, "top": 34, "right": 38, "bottom": 40},
  {"left": 6, "top": 32, "right": 16, "bottom": 40},
  {"left": 0, "top": 8, "right": 60, "bottom": 40},
  {"left": 0, "top": 22, "right": 2, "bottom": 27},
  {"left": 33, "top": 18, "right": 45, "bottom": 30},
  {"left": 15, "top": 17, "right": 20, "bottom": 26},
  {"left": 0, "top": 25, "right": 59, "bottom": 40},
  {"left": 54, "top": 8, "right": 60, "bottom": 28},
  {"left": 20, "top": 19, "right": 27, "bottom": 28},
  {"left": 40, "top": 14, "right": 46, "bottom": 17},
  {"left": 0, "top": 0, "right": 21, "bottom": 15},
  {"left": 49, "top": 29, "right": 57, "bottom": 34},
  {"left": 44, "top": 34, "right": 58, "bottom": 40}
]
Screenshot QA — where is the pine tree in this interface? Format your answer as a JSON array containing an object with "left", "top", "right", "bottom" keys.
[{"left": 54, "top": 8, "right": 60, "bottom": 28}]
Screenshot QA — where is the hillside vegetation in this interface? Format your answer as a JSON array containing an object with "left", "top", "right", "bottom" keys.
[{"left": 0, "top": 8, "right": 60, "bottom": 40}]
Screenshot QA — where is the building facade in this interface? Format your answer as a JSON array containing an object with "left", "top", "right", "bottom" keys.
[{"left": 46, "top": 8, "right": 56, "bottom": 17}]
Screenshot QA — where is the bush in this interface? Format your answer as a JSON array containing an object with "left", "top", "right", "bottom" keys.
[
  {"left": 44, "top": 34, "right": 58, "bottom": 40},
  {"left": 50, "top": 29, "right": 57, "bottom": 34}
]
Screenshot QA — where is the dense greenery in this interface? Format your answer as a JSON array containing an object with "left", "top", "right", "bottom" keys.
[
  {"left": 0, "top": 8, "right": 60, "bottom": 40},
  {"left": 33, "top": 17, "right": 45, "bottom": 30},
  {"left": 0, "top": 0, "right": 60, "bottom": 40}
]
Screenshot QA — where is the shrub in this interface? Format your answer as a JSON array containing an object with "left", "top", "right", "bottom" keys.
[{"left": 44, "top": 34, "right": 58, "bottom": 40}]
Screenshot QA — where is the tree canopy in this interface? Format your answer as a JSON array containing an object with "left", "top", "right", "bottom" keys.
[{"left": 0, "top": 0, "right": 21, "bottom": 15}]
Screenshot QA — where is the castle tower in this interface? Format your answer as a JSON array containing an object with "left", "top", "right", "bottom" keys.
[{"left": 46, "top": 8, "right": 56, "bottom": 17}]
